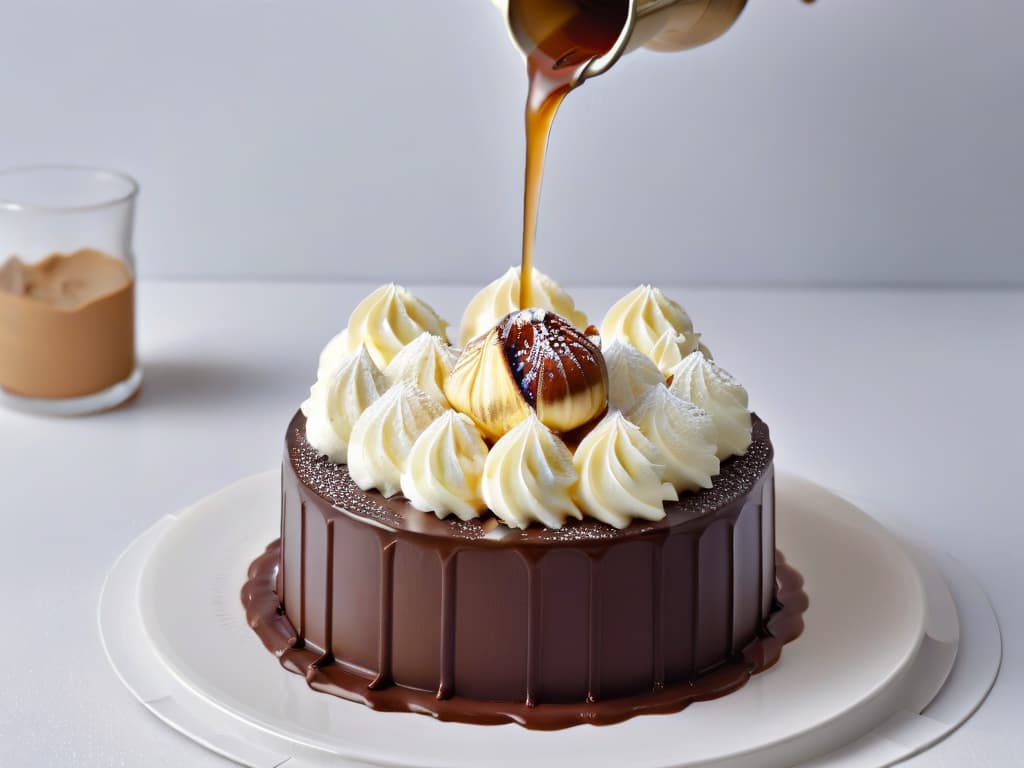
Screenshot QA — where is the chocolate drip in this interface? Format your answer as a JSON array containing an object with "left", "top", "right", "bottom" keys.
[
  {"left": 761, "top": 469, "right": 777, "bottom": 616},
  {"left": 651, "top": 536, "right": 666, "bottom": 689},
  {"left": 370, "top": 538, "right": 396, "bottom": 690},
  {"left": 586, "top": 553, "right": 603, "bottom": 703},
  {"left": 520, "top": 550, "right": 543, "bottom": 707},
  {"left": 317, "top": 520, "right": 336, "bottom": 666},
  {"left": 726, "top": 522, "right": 736, "bottom": 655},
  {"left": 277, "top": 467, "right": 286, "bottom": 603},
  {"left": 689, "top": 534, "right": 700, "bottom": 677},
  {"left": 755, "top": 503, "right": 765, "bottom": 643},
  {"left": 733, "top": 499, "right": 763, "bottom": 650},
  {"left": 437, "top": 552, "right": 458, "bottom": 700},
  {"left": 298, "top": 500, "right": 307, "bottom": 641}
]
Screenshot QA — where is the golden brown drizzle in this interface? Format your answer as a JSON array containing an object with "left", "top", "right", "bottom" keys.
[
  {"left": 511, "top": 0, "right": 819, "bottom": 308},
  {"left": 515, "top": 1, "right": 629, "bottom": 309}
]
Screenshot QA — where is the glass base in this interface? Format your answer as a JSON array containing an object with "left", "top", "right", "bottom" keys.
[{"left": 0, "top": 367, "right": 143, "bottom": 417}]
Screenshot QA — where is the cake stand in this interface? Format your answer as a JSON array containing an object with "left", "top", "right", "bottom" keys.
[{"left": 99, "top": 472, "right": 1001, "bottom": 768}]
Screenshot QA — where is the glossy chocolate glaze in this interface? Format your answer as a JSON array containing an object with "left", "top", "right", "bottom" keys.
[{"left": 241, "top": 412, "right": 807, "bottom": 729}]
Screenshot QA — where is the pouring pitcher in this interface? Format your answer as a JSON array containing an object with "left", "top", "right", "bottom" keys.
[{"left": 494, "top": 0, "right": 748, "bottom": 83}]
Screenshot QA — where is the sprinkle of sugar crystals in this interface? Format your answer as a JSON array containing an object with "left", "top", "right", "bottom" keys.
[{"left": 289, "top": 414, "right": 771, "bottom": 541}]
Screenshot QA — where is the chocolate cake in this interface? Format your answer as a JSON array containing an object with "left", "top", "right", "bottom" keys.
[
  {"left": 242, "top": 279, "right": 807, "bottom": 729},
  {"left": 242, "top": 413, "right": 805, "bottom": 729}
]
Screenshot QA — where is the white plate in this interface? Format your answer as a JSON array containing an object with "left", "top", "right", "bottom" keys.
[{"left": 100, "top": 472, "right": 999, "bottom": 768}]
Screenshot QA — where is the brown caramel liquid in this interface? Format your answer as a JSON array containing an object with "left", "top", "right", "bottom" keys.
[
  {"left": 513, "top": 0, "right": 815, "bottom": 308},
  {"left": 0, "top": 249, "right": 135, "bottom": 399},
  {"left": 515, "top": 0, "right": 628, "bottom": 309}
]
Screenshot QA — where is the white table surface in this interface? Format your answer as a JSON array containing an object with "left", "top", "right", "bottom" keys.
[{"left": 1, "top": 280, "right": 1021, "bottom": 767}]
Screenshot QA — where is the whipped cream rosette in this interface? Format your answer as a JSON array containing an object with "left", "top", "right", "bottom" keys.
[
  {"left": 627, "top": 385, "right": 720, "bottom": 493},
  {"left": 603, "top": 339, "right": 665, "bottom": 413},
  {"left": 648, "top": 328, "right": 695, "bottom": 373},
  {"left": 401, "top": 411, "right": 489, "bottom": 521},
  {"left": 318, "top": 284, "right": 448, "bottom": 375},
  {"left": 572, "top": 411, "right": 677, "bottom": 529},
  {"left": 459, "top": 266, "right": 588, "bottom": 346},
  {"left": 668, "top": 351, "right": 752, "bottom": 459},
  {"left": 482, "top": 413, "right": 581, "bottom": 529},
  {"left": 347, "top": 383, "right": 448, "bottom": 497},
  {"left": 383, "top": 332, "right": 459, "bottom": 405},
  {"left": 601, "top": 285, "right": 708, "bottom": 375},
  {"left": 302, "top": 345, "right": 387, "bottom": 464}
]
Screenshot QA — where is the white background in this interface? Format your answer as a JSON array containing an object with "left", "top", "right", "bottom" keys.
[{"left": 1, "top": 0, "right": 1022, "bottom": 287}]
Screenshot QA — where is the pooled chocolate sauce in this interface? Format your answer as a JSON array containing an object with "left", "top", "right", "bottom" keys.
[
  {"left": 245, "top": 542, "right": 803, "bottom": 728},
  {"left": 241, "top": 413, "right": 807, "bottom": 729}
]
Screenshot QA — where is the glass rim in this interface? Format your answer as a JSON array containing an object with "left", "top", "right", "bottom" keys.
[{"left": 0, "top": 164, "right": 139, "bottom": 213}]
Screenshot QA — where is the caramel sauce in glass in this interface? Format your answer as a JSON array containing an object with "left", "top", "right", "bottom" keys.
[{"left": 0, "top": 249, "right": 135, "bottom": 399}]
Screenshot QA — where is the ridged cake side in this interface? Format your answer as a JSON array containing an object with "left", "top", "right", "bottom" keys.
[{"left": 241, "top": 412, "right": 807, "bottom": 729}]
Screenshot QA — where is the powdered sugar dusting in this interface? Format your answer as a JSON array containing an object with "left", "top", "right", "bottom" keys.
[{"left": 287, "top": 413, "right": 772, "bottom": 543}]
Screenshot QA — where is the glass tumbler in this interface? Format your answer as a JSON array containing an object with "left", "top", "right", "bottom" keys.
[{"left": 0, "top": 165, "right": 142, "bottom": 416}]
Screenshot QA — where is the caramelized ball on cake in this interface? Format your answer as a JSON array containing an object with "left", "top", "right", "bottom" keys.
[{"left": 444, "top": 309, "right": 608, "bottom": 441}]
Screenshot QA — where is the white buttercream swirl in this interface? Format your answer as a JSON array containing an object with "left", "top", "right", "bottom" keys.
[
  {"left": 627, "top": 386, "right": 720, "bottom": 493},
  {"left": 317, "top": 328, "right": 351, "bottom": 378},
  {"left": 572, "top": 411, "right": 677, "bottom": 529},
  {"left": 318, "top": 284, "right": 449, "bottom": 375},
  {"left": 482, "top": 413, "right": 581, "bottom": 529},
  {"left": 301, "top": 346, "right": 387, "bottom": 464},
  {"left": 647, "top": 328, "right": 696, "bottom": 373},
  {"left": 383, "top": 332, "right": 459, "bottom": 405},
  {"left": 347, "top": 383, "right": 447, "bottom": 497},
  {"left": 604, "top": 339, "right": 665, "bottom": 413},
  {"left": 600, "top": 285, "right": 704, "bottom": 375},
  {"left": 401, "top": 411, "right": 489, "bottom": 521},
  {"left": 667, "top": 351, "right": 751, "bottom": 460},
  {"left": 458, "top": 266, "right": 588, "bottom": 346}
]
